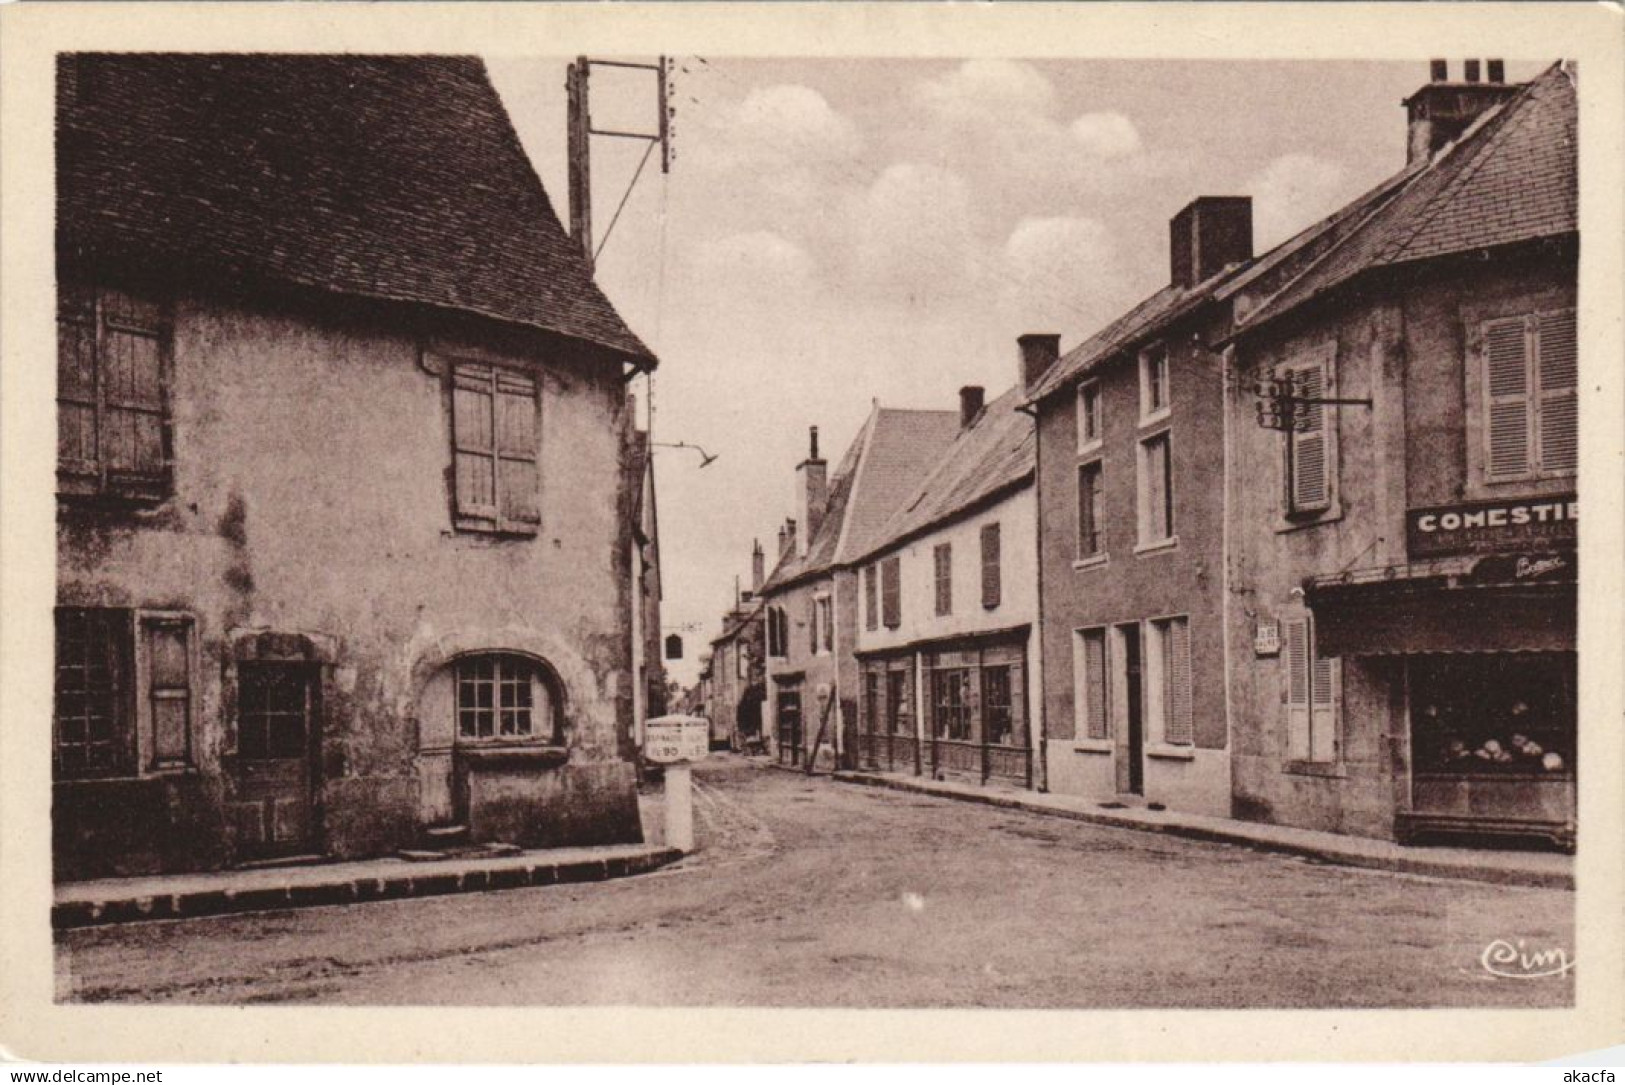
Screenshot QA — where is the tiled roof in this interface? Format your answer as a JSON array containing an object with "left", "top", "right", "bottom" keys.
[
  {"left": 759, "top": 406, "right": 959, "bottom": 594},
  {"left": 57, "top": 53, "right": 653, "bottom": 362},
  {"left": 831, "top": 408, "right": 962, "bottom": 564},
  {"left": 1235, "top": 62, "right": 1576, "bottom": 334},
  {"left": 857, "top": 386, "right": 1034, "bottom": 562}
]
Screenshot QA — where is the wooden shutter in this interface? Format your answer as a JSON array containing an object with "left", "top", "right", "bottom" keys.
[
  {"left": 808, "top": 595, "right": 818, "bottom": 654},
  {"left": 980, "top": 523, "right": 1001, "bottom": 609},
  {"left": 933, "top": 544, "right": 951, "bottom": 615},
  {"left": 1310, "top": 649, "right": 1340, "bottom": 763},
  {"left": 495, "top": 371, "right": 541, "bottom": 528},
  {"left": 1083, "top": 630, "right": 1108, "bottom": 740},
  {"left": 1284, "top": 618, "right": 1310, "bottom": 761},
  {"left": 864, "top": 565, "right": 878, "bottom": 630},
  {"left": 881, "top": 556, "right": 901, "bottom": 629},
  {"left": 1289, "top": 363, "right": 1329, "bottom": 511},
  {"left": 1163, "top": 618, "right": 1193, "bottom": 746},
  {"left": 1077, "top": 462, "right": 1101, "bottom": 556},
  {"left": 143, "top": 617, "right": 193, "bottom": 768},
  {"left": 1536, "top": 310, "right": 1578, "bottom": 473},
  {"left": 100, "top": 291, "right": 167, "bottom": 482},
  {"left": 452, "top": 365, "right": 498, "bottom": 519},
  {"left": 57, "top": 286, "right": 100, "bottom": 477},
  {"left": 1484, "top": 317, "right": 1532, "bottom": 479}
]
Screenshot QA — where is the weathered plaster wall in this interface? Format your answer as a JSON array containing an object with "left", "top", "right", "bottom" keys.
[
  {"left": 1223, "top": 255, "right": 1576, "bottom": 840},
  {"left": 56, "top": 292, "right": 641, "bottom": 877}
]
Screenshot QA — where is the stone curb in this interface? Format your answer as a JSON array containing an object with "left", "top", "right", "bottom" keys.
[
  {"left": 53, "top": 847, "right": 685, "bottom": 930},
  {"left": 832, "top": 771, "right": 1573, "bottom": 891}
]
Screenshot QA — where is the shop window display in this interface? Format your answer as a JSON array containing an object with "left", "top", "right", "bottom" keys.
[{"left": 1411, "top": 654, "right": 1574, "bottom": 778}]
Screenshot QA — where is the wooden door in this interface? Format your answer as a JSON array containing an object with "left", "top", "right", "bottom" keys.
[
  {"left": 1116, "top": 624, "right": 1144, "bottom": 796},
  {"left": 237, "top": 662, "right": 320, "bottom": 858}
]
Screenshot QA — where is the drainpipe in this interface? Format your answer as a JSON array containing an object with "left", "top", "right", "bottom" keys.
[
  {"left": 1023, "top": 398, "right": 1051, "bottom": 793},
  {"left": 1220, "top": 344, "right": 1237, "bottom": 812}
]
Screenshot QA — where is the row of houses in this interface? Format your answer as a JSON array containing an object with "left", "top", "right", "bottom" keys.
[
  {"left": 704, "top": 59, "right": 1578, "bottom": 851},
  {"left": 52, "top": 54, "right": 665, "bottom": 879}
]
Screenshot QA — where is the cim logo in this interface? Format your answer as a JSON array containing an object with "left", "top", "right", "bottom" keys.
[{"left": 1479, "top": 938, "right": 1575, "bottom": 980}]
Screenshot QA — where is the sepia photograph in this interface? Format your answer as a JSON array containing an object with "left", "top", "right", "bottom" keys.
[{"left": 2, "top": 0, "right": 1622, "bottom": 1067}]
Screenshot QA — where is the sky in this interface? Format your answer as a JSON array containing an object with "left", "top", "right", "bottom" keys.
[{"left": 484, "top": 57, "right": 1547, "bottom": 688}]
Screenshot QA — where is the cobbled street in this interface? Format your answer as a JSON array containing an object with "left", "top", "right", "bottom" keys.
[{"left": 56, "top": 757, "right": 1574, "bottom": 1008}]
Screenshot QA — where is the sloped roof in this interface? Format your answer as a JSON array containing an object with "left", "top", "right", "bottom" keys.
[
  {"left": 831, "top": 408, "right": 962, "bottom": 563},
  {"left": 759, "top": 406, "right": 959, "bottom": 594},
  {"left": 857, "top": 386, "right": 1034, "bottom": 562},
  {"left": 1235, "top": 62, "right": 1576, "bottom": 334},
  {"left": 57, "top": 53, "right": 653, "bottom": 362}
]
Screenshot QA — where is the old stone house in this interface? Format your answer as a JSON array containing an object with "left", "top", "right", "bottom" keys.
[
  {"left": 849, "top": 384, "right": 1041, "bottom": 789},
  {"left": 1222, "top": 61, "right": 1578, "bottom": 848},
  {"left": 54, "top": 54, "right": 657, "bottom": 879}
]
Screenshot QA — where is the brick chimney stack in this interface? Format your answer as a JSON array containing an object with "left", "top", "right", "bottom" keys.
[
  {"left": 751, "top": 538, "right": 765, "bottom": 591},
  {"left": 959, "top": 386, "right": 986, "bottom": 429},
  {"left": 797, "top": 426, "right": 828, "bottom": 555},
  {"left": 1018, "top": 334, "right": 1061, "bottom": 392},
  {"left": 1404, "top": 59, "right": 1518, "bottom": 165},
  {"left": 1169, "top": 196, "right": 1253, "bottom": 288},
  {"left": 780, "top": 518, "right": 798, "bottom": 559}
]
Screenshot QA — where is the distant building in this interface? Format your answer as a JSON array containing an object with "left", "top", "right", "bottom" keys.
[
  {"left": 704, "top": 540, "right": 767, "bottom": 751},
  {"left": 849, "top": 384, "right": 1041, "bottom": 788},
  {"left": 53, "top": 54, "right": 657, "bottom": 878},
  {"left": 759, "top": 412, "right": 959, "bottom": 768}
]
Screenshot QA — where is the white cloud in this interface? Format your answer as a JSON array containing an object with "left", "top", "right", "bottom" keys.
[
  {"left": 1247, "top": 153, "right": 1354, "bottom": 249},
  {"left": 1069, "top": 112, "right": 1144, "bottom": 161},
  {"left": 849, "top": 163, "right": 978, "bottom": 303},
  {"left": 912, "top": 59, "right": 1056, "bottom": 124},
  {"left": 998, "top": 215, "right": 1127, "bottom": 337},
  {"left": 692, "top": 230, "right": 818, "bottom": 298},
  {"left": 728, "top": 83, "right": 862, "bottom": 165}
]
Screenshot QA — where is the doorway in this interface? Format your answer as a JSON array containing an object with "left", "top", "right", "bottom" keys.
[
  {"left": 1114, "top": 623, "right": 1144, "bottom": 795},
  {"left": 236, "top": 661, "right": 322, "bottom": 858}
]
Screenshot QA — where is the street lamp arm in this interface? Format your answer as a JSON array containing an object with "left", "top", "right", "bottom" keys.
[{"left": 651, "top": 441, "right": 719, "bottom": 468}]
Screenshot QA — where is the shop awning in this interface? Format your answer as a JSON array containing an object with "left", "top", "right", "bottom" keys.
[{"left": 1305, "top": 556, "right": 1576, "bottom": 656}]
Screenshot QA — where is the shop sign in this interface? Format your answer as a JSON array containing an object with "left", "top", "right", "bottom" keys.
[
  {"left": 1253, "top": 618, "right": 1281, "bottom": 657},
  {"left": 1407, "top": 496, "right": 1577, "bottom": 558},
  {"left": 1469, "top": 551, "right": 1575, "bottom": 585},
  {"left": 644, "top": 715, "right": 710, "bottom": 763}
]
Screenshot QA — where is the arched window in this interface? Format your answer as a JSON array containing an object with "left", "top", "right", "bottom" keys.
[{"left": 455, "top": 654, "right": 561, "bottom": 744}]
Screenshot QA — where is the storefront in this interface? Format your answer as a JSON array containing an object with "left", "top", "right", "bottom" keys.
[
  {"left": 857, "top": 652, "right": 920, "bottom": 775},
  {"left": 1306, "top": 496, "right": 1577, "bottom": 851},
  {"left": 857, "top": 630, "right": 1032, "bottom": 788}
]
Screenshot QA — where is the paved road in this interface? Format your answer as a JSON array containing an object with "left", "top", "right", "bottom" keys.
[{"left": 56, "top": 756, "right": 1573, "bottom": 1008}]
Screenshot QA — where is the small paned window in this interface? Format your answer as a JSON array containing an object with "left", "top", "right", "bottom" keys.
[
  {"left": 1077, "top": 462, "right": 1104, "bottom": 558},
  {"left": 456, "top": 654, "right": 558, "bottom": 743}
]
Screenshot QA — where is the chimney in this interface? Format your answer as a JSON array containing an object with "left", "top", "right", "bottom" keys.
[
  {"left": 1404, "top": 59, "right": 1519, "bottom": 164},
  {"left": 751, "top": 538, "right": 765, "bottom": 591},
  {"left": 959, "top": 386, "right": 985, "bottom": 429},
  {"left": 780, "top": 518, "right": 798, "bottom": 559},
  {"left": 1019, "top": 334, "right": 1061, "bottom": 392},
  {"left": 1169, "top": 196, "right": 1253, "bottom": 288},
  {"left": 797, "top": 427, "right": 828, "bottom": 553}
]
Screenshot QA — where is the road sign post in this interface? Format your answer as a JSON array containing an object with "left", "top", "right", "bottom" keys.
[{"left": 643, "top": 715, "right": 710, "bottom": 853}]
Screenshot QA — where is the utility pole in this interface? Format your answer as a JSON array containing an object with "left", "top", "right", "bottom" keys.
[
  {"left": 566, "top": 57, "right": 594, "bottom": 269},
  {"left": 565, "top": 55, "right": 673, "bottom": 273}
]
